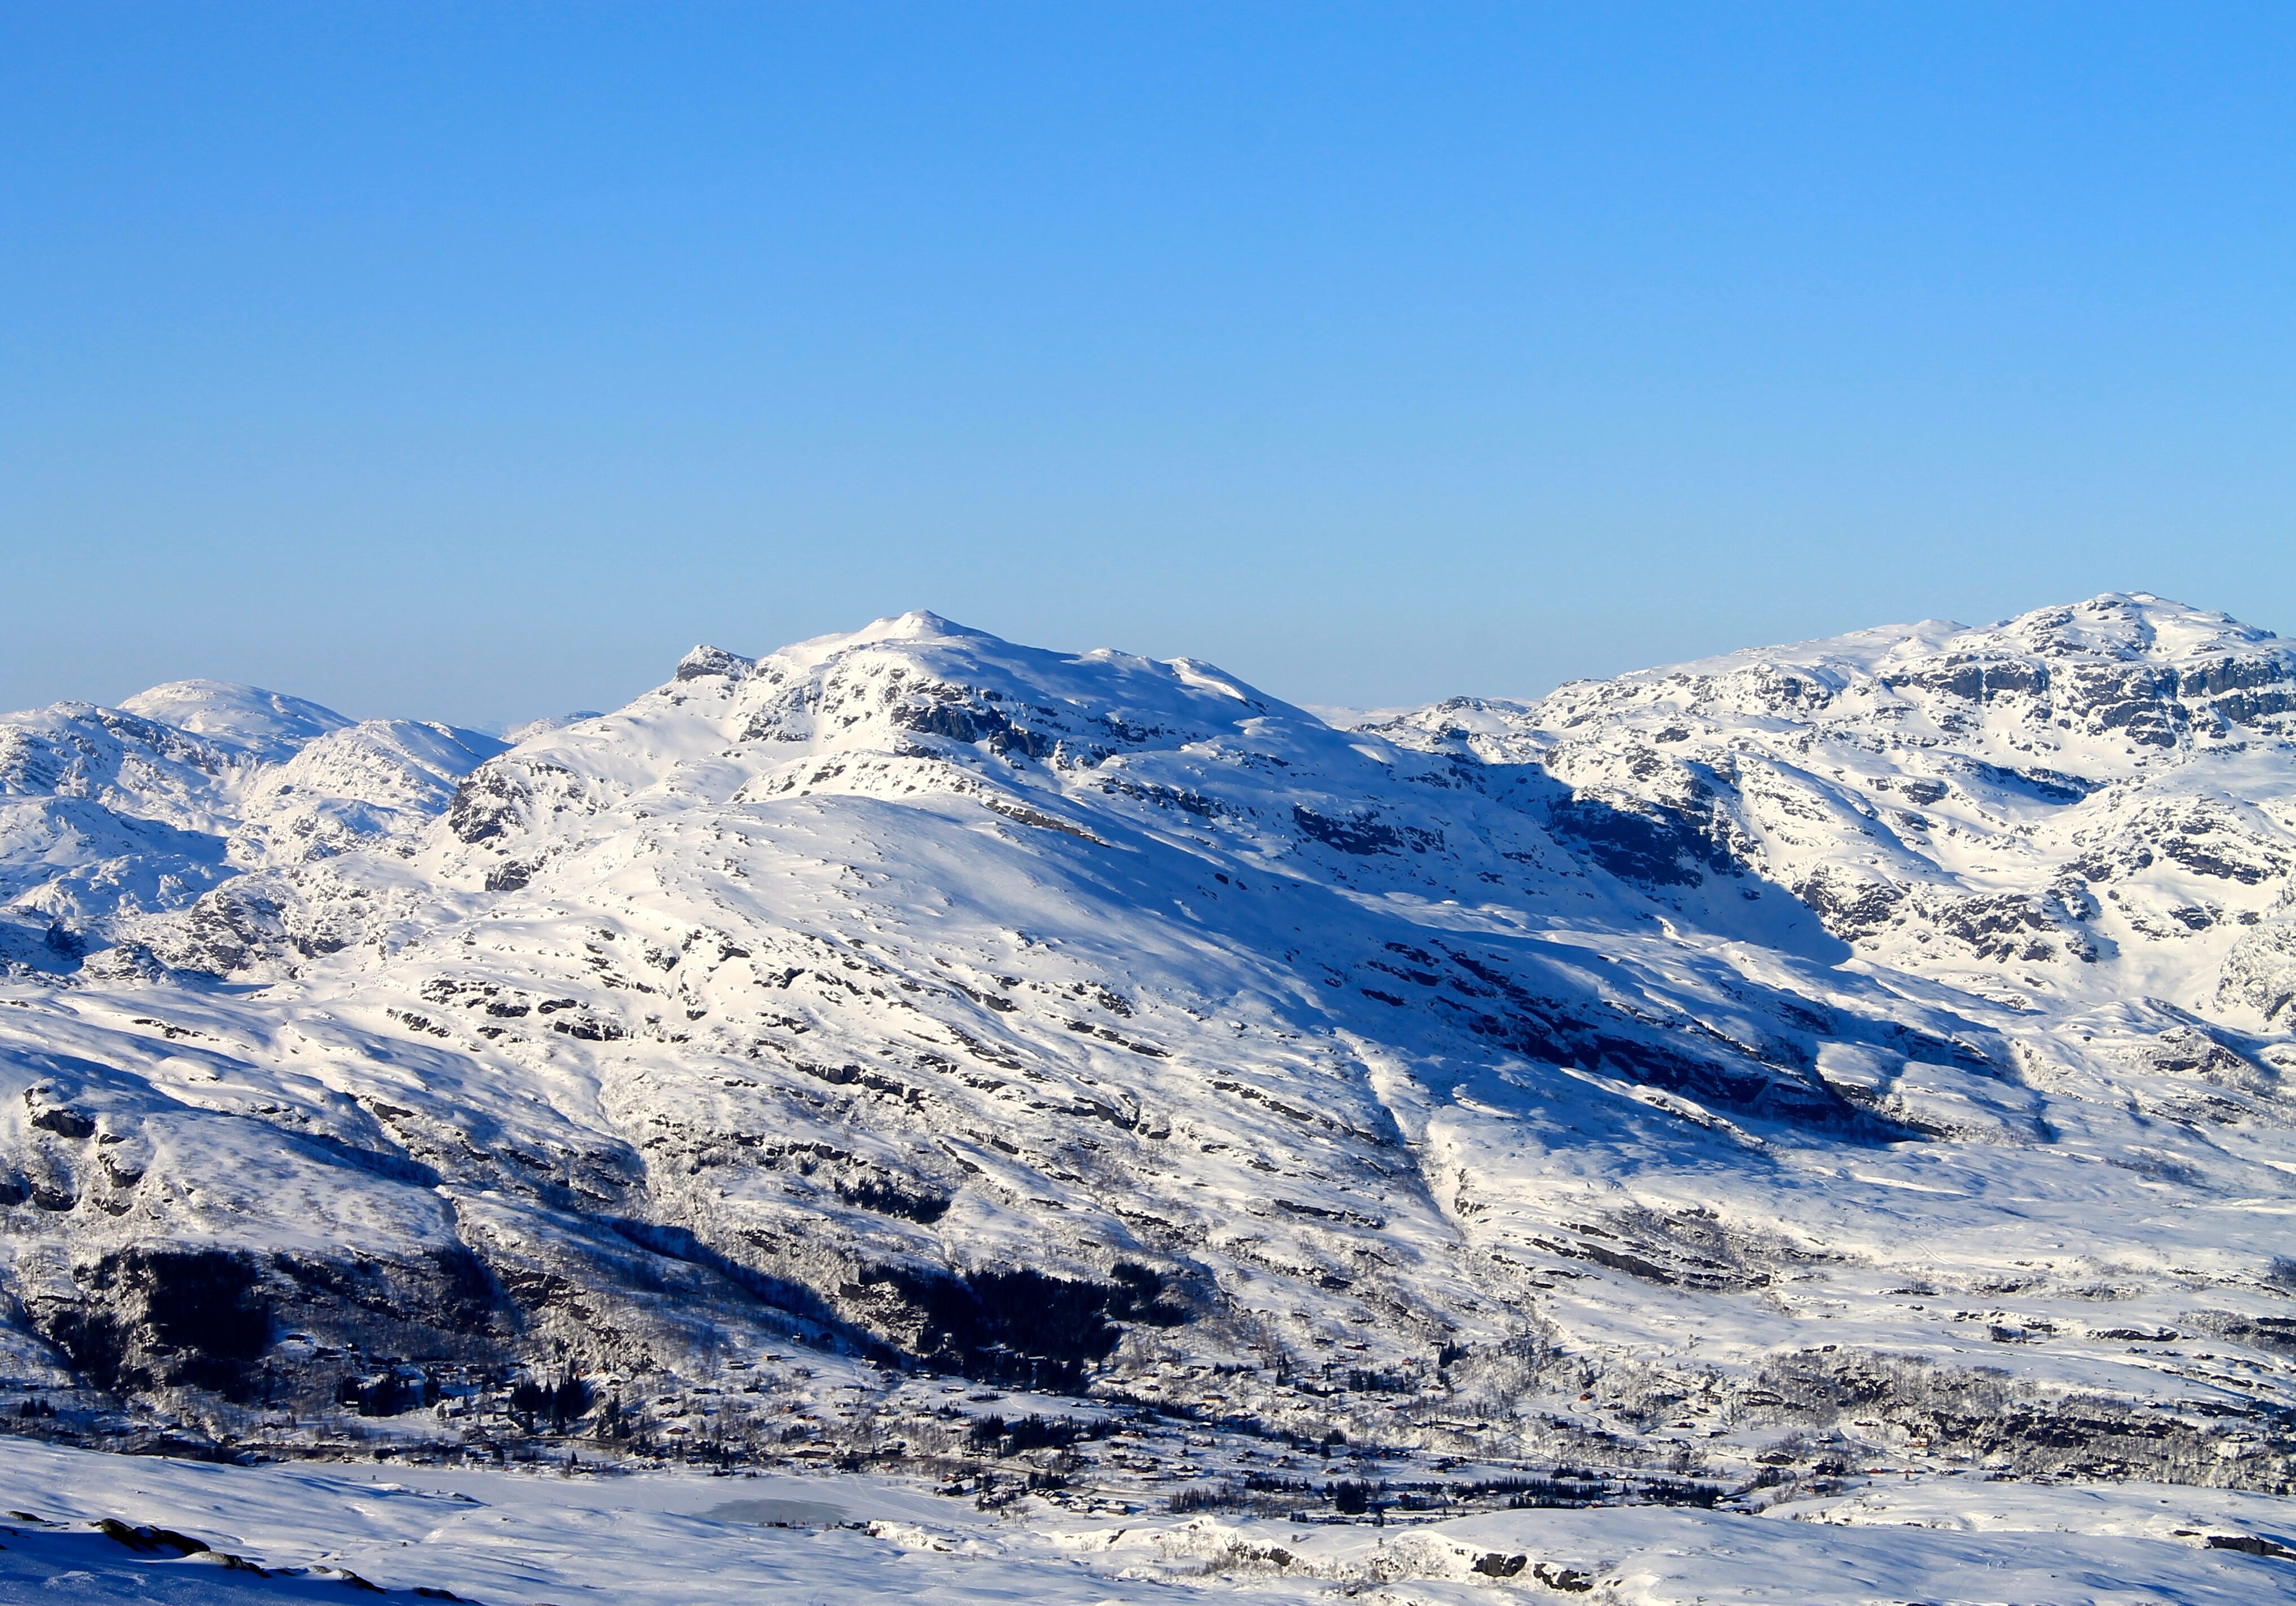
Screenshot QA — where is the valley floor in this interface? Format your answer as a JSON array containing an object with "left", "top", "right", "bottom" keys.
[{"left": 2, "top": 1441, "right": 2292, "bottom": 1605}]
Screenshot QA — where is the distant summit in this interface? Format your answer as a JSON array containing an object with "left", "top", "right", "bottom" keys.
[{"left": 116, "top": 678, "right": 352, "bottom": 760}]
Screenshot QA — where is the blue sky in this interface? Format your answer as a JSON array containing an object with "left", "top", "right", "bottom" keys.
[{"left": 3, "top": 3, "right": 2290, "bottom": 727}]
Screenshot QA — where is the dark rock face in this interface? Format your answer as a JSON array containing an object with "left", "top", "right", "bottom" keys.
[
  {"left": 847, "top": 1263, "right": 1189, "bottom": 1389},
  {"left": 158, "top": 884, "right": 296, "bottom": 976},
  {"left": 1292, "top": 806, "right": 1442, "bottom": 857},
  {"left": 881, "top": 680, "right": 1067, "bottom": 761},
  {"left": 28, "top": 1244, "right": 515, "bottom": 1409},
  {"left": 1932, "top": 894, "right": 2057, "bottom": 962},
  {"left": 33, "top": 1250, "right": 271, "bottom": 1400},
  {"left": 1884, "top": 654, "right": 2051, "bottom": 703},
  {"left": 1543, "top": 794, "right": 1735, "bottom": 888},
  {"left": 29, "top": 1105, "right": 96, "bottom": 1141},
  {"left": 483, "top": 860, "right": 535, "bottom": 892},
  {"left": 834, "top": 1175, "right": 952, "bottom": 1223},
  {"left": 447, "top": 762, "right": 531, "bottom": 844},
  {"left": 674, "top": 645, "right": 756, "bottom": 682},
  {"left": 1793, "top": 867, "right": 1906, "bottom": 941},
  {"left": 276, "top": 1246, "right": 506, "bottom": 1343}
]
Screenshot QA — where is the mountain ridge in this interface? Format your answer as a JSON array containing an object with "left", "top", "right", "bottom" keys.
[{"left": 2, "top": 593, "right": 2293, "bottom": 1496}]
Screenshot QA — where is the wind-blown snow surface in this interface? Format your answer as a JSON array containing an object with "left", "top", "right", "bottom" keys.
[
  {"left": 5, "top": 595, "right": 2296, "bottom": 1591},
  {"left": 5, "top": 1437, "right": 2294, "bottom": 1605}
]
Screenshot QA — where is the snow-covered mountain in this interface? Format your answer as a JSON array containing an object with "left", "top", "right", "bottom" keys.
[
  {"left": 0, "top": 682, "right": 503, "bottom": 969},
  {"left": 1364, "top": 592, "right": 2296, "bottom": 1031},
  {"left": 3, "top": 595, "right": 2294, "bottom": 1503}
]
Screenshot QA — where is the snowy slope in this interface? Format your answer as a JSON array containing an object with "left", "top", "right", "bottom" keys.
[
  {"left": 1, "top": 598, "right": 2293, "bottom": 1516},
  {"left": 6, "top": 1436, "right": 2295, "bottom": 1605}
]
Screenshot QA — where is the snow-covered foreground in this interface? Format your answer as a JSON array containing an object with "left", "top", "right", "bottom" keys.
[{"left": 2, "top": 1440, "right": 2293, "bottom": 1605}]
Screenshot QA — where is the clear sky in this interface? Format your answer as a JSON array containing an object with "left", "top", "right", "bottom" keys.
[{"left": 4, "top": 4, "right": 2290, "bottom": 729}]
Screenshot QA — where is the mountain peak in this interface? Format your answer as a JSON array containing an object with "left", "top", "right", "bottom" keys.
[
  {"left": 116, "top": 678, "right": 350, "bottom": 759},
  {"left": 808, "top": 609, "right": 991, "bottom": 650},
  {"left": 882, "top": 608, "right": 976, "bottom": 639},
  {"left": 673, "top": 645, "right": 757, "bottom": 682}
]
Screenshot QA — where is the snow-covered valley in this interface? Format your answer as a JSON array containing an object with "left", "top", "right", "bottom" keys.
[{"left": 5, "top": 592, "right": 2295, "bottom": 1600}]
